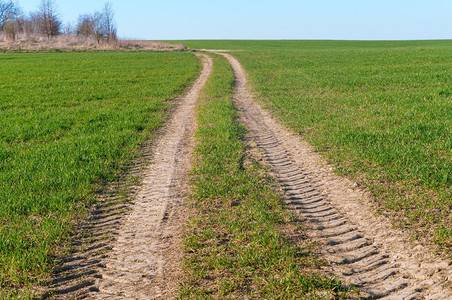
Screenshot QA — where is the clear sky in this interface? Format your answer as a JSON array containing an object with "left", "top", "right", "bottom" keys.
[{"left": 16, "top": 0, "right": 452, "bottom": 40}]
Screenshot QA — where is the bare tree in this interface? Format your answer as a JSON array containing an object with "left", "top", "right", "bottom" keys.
[
  {"left": 37, "top": 0, "right": 61, "bottom": 38},
  {"left": 0, "top": 0, "right": 20, "bottom": 40},
  {"left": 0, "top": 0, "right": 18, "bottom": 30},
  {"left": 76, "top": 13, "right": 95, "bottom": 38},
  {"left": 75, "top": 3, "right": 117, "bottom": 43},
  {"left": 1, "top": 0, "right": 120, "bottom": 45},
  {"left": 101, "top": 2, "right": 116, "bottom": 42},
  {"left": 22, "top": 11, "right": 41, "bottom": 37},
  {"left": 75, "top": 12, "right": 104, "bottom": 43},
  {"left": 93, "top": 11, "right": 105, "bottom": 43}
]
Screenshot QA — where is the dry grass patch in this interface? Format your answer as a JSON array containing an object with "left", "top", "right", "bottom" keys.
[{"left": 0, "top": 34, "right": 186, "bottom": 52}]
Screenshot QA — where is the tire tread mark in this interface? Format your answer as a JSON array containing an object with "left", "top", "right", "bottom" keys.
[{"left": 215, "top": 51, "right": 451, "bottom": 299}]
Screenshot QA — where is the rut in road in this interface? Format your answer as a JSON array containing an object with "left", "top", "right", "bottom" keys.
[
  {"left": 43, "top": 53, "right": 212, "bottom": 299},
  {"left": 215, "top": 51, "right": 452, "bottom": 299}
]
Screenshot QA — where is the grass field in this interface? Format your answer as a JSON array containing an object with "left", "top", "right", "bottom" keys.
[
  {"left": 182, "top": 40, "right": 452, "bottom": 252},
  {"left": 2, "top": 40, "right": 451, "bottom": 297},
  {"left": 180, "top": 53, "right": 349, "bottom": 299},
  {"left": 182, "top": 39, "right": 452, "bottom": 51},
  {"left": 0, "top": 52, "right": 199, "bottom": 296}
]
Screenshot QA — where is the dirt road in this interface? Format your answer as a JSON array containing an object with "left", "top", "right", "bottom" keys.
[
  {"left": 43, "top": 53, "right": 212, "bottom": 299},
  {"left": 214, "top": 51, "right": 452, "bottom": 299},
  {"left": 42, "top": 51, "right": 451, "bottom": 299}
]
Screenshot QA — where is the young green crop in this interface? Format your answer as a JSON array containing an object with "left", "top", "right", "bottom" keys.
[
  {"left": 180, "top": 53, "right": 349, "bottom": 299},
  {"left": 0, "top": 52, "right": 199, "bottom": 297},
  {"left": 181, "top": 40, "right": 452, "bottom": 253},
  {"left": 181, "top": 39, "right": 452, "bottom": 51}
]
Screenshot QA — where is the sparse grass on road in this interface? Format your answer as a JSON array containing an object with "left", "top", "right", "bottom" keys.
[
  {"left": 180, "top": 53, "right": 348, "bottom": 299},
  {"left": 0, "top": 52, "right": 199, "bottom": 297}
]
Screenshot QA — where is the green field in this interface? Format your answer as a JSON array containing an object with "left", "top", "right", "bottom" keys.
[
  {"left": 181, "top": 39, "right": 452, "bottom": 51},
  {"left": 2, "top": 40, "right": 451, "bottom": 297},
  {"left": 0, "top": 52, "right": 199, "bottom": 295},
  {"left": 182, "top": 40, "right": 452, "bottom": 252},
  {"left": 181, "top": 53, "right": 348, "bottom": 299}
]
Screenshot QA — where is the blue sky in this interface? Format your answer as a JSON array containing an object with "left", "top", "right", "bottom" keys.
[{"left": 17, "top": 0, "right": 452, "bottom": 40}]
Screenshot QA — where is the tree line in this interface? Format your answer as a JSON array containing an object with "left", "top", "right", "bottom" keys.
[{"left": 0, "top": 0, "right": 117, "bottom": 43}]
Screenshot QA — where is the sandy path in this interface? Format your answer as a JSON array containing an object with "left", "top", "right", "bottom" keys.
[
  {"left": 43, "top": 53, "right": 212, "bottom": 299},
  {"left": 214, "top": 51, "right": 452, "bottom": 299}
]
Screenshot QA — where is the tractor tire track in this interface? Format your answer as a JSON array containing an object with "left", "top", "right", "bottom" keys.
[
  {"left": 215, "top": 51, "right": 452, "bottom": 299},
  {"left": 43, "top": 53, "right": 212, "bottom": 299}
]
